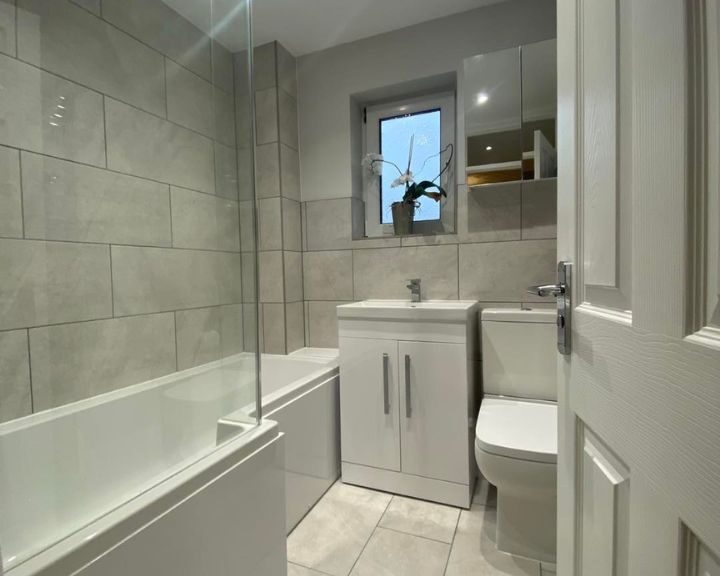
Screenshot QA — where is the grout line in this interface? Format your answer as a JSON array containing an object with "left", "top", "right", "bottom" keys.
[
  {"left": 442, "top": 509, "right": 462, "bottom": 575},
  {"left": 26, "top": 328, "right": 34, "bottom": 414},
  {"left": 172, "top": 311, "right": 179, "bottom": 371},
  {"left": 345, "top": 494, "right": 393, "bottom": 575},
  {"left": 101, "top": 94, "right": 109, "bottom": 168},
  {"left": 163, "top": 57, "right": 169, "bottom": 120},
  {"left": 377, "top": 524, "right": 457, "bottom": 547},
  {"left": 17, "top": 149, "right": 25, "bottom": 239},
  {"left": 108, "top": 244, "right": 115, "bottom": 317},
  {"left": 168, "top": 186, "right": 174, "bottom": 247}
]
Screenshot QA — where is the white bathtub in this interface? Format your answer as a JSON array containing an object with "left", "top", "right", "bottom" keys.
[
  {"left": 0, "top": 354, "right": 287, "bottom": 576},
  {"left": 221, "top": 348, "right": 341, "bottom": 533}
]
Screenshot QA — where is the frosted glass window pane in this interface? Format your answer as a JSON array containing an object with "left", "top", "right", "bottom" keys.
[{"left": 379, "top": 109, "right": 441, "bottom": 224}]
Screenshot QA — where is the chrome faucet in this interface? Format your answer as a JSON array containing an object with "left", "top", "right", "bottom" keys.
[{"left": 406, "top": 278, "right": 422, "bottom": 303}]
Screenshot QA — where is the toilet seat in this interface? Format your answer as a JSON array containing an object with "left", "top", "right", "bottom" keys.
[{"left": 475, "top": 397, "right": 557, "bottom": 464}]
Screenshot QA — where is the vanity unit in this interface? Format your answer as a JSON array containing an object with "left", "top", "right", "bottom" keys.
[{"left": 337, "top": 300, "right": 479, "bottom": 508}]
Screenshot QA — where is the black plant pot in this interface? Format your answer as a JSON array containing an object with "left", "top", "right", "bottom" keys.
[{"left": 391, "top": 202, "right": 415, "bottom": 235}]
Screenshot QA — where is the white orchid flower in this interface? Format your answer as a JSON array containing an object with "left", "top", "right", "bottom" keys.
[{"left": 391, "top": 172, "right": 414, "bottom": 188}]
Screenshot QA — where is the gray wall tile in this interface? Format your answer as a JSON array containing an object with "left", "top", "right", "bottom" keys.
[
  {"left": 0, "top": 0, "right": 16, "bottom": 56},
  {"left": 262, "top": 303, "right": 285, "bottom": 354},
  {"left": 459, "top": 240, "right": 556, "bottom": 302},
  {"left": 239, "top": 200, "right": 256, "bottom": 254},
  {"left": 522, "top": 179, "right": 557, "bottom": 240},
  {"left": 237, "top": 147, "right": 255, "bottom": 201},
  {"left": 215, "top": 142, "right": 239, "bottom": 200},
  {"left": 102, "top": 0, "right": 211, "bottom": 81},
  {"left": 303, "top": 251, "right": 353, "bottom": 301},
  {"left": 282, "top": 198, "right": 302, "bottom": 251},
  {"left": 280, "top": 144, "right": 300, "bottom": 201},
  {"left": 353, "top": 245, "right": 459, "bottom": 300},
  {"left": 241, "top": 252, "right": 258, "bottom": 303},
  {"left": 69, "top": 0, "right": 99, "bottom": 15},
  {"left": 17, "top": 0, "right": 166, "bottom": 117},
  {"left": 278, "top": 89, "right": 298, "bottom": 149},
  {"left": 255, "top": 88, "right": 278, "bottom": 145},
  {"left": 0, "top": 239, "right": 111, "bottom": 330},
  {"left": 286, "top": 301, "right": 305, "bottom": 353},
  {"left": 307, "top": 301, "right": 350, "bottom": 348},
  {"left": 0, "top": 330, "right": 32, "bottom": 423},
  {"left": 111, "top": 246, "right": 241, "bottom": 315},
  {"left": 170, "top": 187, "right": 240, "bottom": 252},
  {"left": 458, "top": 182, "right": 522, "bottom": 243},
  {"left": 30, "top": 313, "right": 176, "bottom": 410},
  {"left": 0, "top": 145, "right": 22, "bottom": 238},
  {"left": 284, "top": 250, "right": 303, "bottom": 303},
  {"left": 256, "top": 143, "right": 281, "bottom": 198},
  {"left": 0, "top": 54, "right": 105, "bottom": 166},
  {"left": 214, "top": 88, "right": 236, "bottom": 147},
  {"left": 22, "top": 152, "right": 172, "bottom": 246},
  {"left": 176, "top": 304, "right": 243, "bottom": 370},
  {"left": 212, "top": 40, "right": 234, "bottom": 95},
  {"left": 243, "top": 302, "right": 260, "bottom": 352},
  {"left": 166, "top": 58, "right": 214, "bottom": 137},
  {"left": 305, "top": 199, "right": 352, "bottom": 251},
  {"left": 277, "top": 43, "right": 297, "bottom": 99},
  {"left": 259, "top": 251, "right": 284, "bottom": 303},
  {"left": 254, "top": 42, "right": 277, "bottom": 92},
  {"left": 105, "top": 98, "right": 214, "bottom": 194},
  {"left": 258, "top": 197, "right": 282, "bottom": 251}
]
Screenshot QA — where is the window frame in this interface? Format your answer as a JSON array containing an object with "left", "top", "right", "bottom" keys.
[{"left": 364, "top": 92, "right": 456, "bottom": 237}]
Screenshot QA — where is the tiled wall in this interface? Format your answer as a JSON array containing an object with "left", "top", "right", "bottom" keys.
[
  {"left": 248, "top": 42, "right": 304, "bottom": 354},
  {"left": 301, "top": 180, "right": 558, "bottom": 347},
  {"left": 0, "top": 0, "right": 250, "bottom": 422}
]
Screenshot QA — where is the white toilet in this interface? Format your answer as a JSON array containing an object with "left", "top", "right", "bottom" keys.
[{"left": 475, "top": 308, "right": 558, "bottom": 563}]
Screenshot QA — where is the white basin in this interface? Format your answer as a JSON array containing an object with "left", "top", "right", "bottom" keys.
[{"left": 337, "top": 300, "right": 478, "bottom": 322}]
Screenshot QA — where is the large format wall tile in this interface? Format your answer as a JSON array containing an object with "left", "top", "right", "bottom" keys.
[
  {"left": 459, "top": 240, "right": 556, "bottom": 302},
  {"left": 170, "top": 187, "right": 240, "bottom": 252},
  {"left": 256, "top": 143, "right": 281, "bottom": 198},
  {"left": 458, "top": 182, "right": 522, "bottom": 243},
  {"left": 102, "top": 0, "right": 211, "bottom": 82},
  {"left": 303, "top": 251, "right": 353, "bottom": 301},
  {"left": 286, "top": 301, "right": 305, "bottom": 353},
  {"left": 166, "top": 59, "right": 214, "bottom": 137},
  {"left": 305, "top": 199, "right": 353, "bottom": 251},
  {"left": 30, "top": 313, "right": 176, "bottom": 410},
  {"left": 214, "top": 88, "right": 236, "bottom": 147},
  {"left": 22, "top": 152, "right": 171, "bottom": 246},
  {"left": 262, "top": 303, "right": 286, "bottom": 354},
  {"left": 284, "top": 250, "right": 303, "bottom": 303},
  {"left": 259, "top": 251, "right": 284, "bottom": 303},
  {"left": 69, "top": 0, "right": 100, "bottom": 15},
  {"left": 306, "top": 301, "right": 349, "bottom": 348},
  {"left": 0, "top": 54, "right": 105, "bottom": 166},
  {"left": 175, "top": 304, "right": 243, "bottom": 370},
  {"left": 111, "top": 246, "right": 241, "bottom": 315},
  {"left": 215, "top": 142, "right": 239, "bottom": 200},
  {"left": 353, "top": 245, "right": 459, "bottom": 300},
  {"left": 212, "top": 40, "right": 234, "bottom": 95},
  {"left": 258, "top": 197, "right": 283, "bottom": 251},
  {"left": 277, "top": 43, "right": 297, "bottom": 99},
  {"left": 256, "top": 88, "right": 278, "bottom": 145},
  {"left": 17, "top": 0, "right": 166, "bottom": 117},
  {"left": 282, "top": 198, "right": 302, "bottom": 251},
  {"left": 0, "top": 0, "right": 15, "bottom": 56},
  {"left": 254, "top": 43, "right": 277, "bottom": 92},
  {"left": 239, "top": 201, "right": 256, "bottom": 254},
  {"left": 0, "top": 146, "right": 22, "bottom": 238},
  {"left": 105, "top": 98, "right": 214, "bottom": 194},
  {"left": 522, "top": 178, "right": 557, "bottom": 240},
  {"left": 0, "top": 239, "right": 111, "bottom": 330},
  {"left": 280, "top": 144, "right": 300, "bottom": 201},
  {"left": 278, "top": 89, "right": 298, "bottom": 149},
  {"left": 0, "top": 330, "right": 32, "bottom": 423}
]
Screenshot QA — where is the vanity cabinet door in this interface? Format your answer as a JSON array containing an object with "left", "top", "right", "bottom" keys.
[
  {"left": 339, "top": 337, "right": 401, "bottom": 472},
  {"left": 399, "top": 341, "right": 469, "bottom": 484}
]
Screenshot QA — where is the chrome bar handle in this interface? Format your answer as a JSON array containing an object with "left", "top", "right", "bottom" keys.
[
  {"left": 527, "top": 284, "right": 566, "bottom": 298},
  {"left": 382, "top": 353, "right": 390, "bottom": 415},
  {"left": 405, "top": 354, "right": 412, "bottom": 418}
]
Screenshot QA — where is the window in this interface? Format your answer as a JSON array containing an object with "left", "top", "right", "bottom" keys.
[{"left": 364, "top": 92, "right": 455, "bottom": 236}]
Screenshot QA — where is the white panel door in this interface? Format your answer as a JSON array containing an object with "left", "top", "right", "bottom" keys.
[
  {"left": 339, "top": 337, "right": 400, "bottom": 471},
  {"left": 398, "top": 341, "right": 468, "bottom": 484},
  {"left": 557, "top": 0, "right": 720, "bottom": 574}
]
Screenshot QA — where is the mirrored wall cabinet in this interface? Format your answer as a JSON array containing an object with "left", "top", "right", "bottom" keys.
[{"left": 464, "top": 39, "right": 557, "bottom": 187}]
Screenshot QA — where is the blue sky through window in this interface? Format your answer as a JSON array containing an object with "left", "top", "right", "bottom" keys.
[{"left": 379, "top": 109, "right": 441, "bottom": 224}]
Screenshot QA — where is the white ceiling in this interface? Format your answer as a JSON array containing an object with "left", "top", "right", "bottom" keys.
[{"left": 165, "top": 0, "right": 505, "bottom": 56}]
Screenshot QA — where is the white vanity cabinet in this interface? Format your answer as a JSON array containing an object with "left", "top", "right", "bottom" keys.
[{"left": 337, "top": 301, "right": 479, "bottom": 508}]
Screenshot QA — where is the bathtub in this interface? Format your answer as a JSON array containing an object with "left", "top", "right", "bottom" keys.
[
  {"left": 0, "top": 353, "right": 287, "bottom": 576},
  {"left": 220, "top": 348, "right": 341, "bottom": 533}
]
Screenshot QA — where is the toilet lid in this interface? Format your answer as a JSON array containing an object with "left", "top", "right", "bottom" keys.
[{"left": 476, "top": 397, "right": 557, "bottom": 464}]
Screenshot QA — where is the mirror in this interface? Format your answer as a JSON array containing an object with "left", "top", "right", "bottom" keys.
[{"left": 463, "top": 39, "right": 557, "bottom": 186}]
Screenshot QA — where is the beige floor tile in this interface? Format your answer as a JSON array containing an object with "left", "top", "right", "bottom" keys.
[
  {"left": 445, "top": 506, "right": 541, "bottom": 576},
  {"left": 287, "top": 482, "right": 391, "bottom": 576},
  {"left": 378, "top": 496, "right": 460, "bottom": 543},
  {"left": 288, "top": 562, "right": 329, "bottom": 576},
  {"left": 349, "top": 527, "right": 450, "bottom": 576}
]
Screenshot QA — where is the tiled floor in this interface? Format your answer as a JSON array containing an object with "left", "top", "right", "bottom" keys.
[{"left": 287, "top": 479, "right": 557, "bottom": 576}]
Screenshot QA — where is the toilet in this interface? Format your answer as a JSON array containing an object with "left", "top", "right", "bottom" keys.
[{"left": 475, "top": 308, "right": 558, "bottom": 563}]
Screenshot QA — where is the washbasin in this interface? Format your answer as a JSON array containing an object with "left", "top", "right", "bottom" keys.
[{"left": 337, "top": 300, "right": 478, "bottom": 322}]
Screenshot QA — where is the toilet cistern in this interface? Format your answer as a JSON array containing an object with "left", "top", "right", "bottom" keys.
[{"left": 406, "top": 279, "right": 421, "bottom": 302}]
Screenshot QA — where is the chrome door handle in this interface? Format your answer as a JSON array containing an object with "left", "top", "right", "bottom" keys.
[
  {"left": 382, "top": 353, "right": 390, "bottom": 415},
  {"left": 527, "top": 284, "right": 566, "bottom": 297},
  {"left": 405, "top": 355, "right": 411, "bottom": 418}
]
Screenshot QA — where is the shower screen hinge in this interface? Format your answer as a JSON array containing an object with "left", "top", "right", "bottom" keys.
[{"left": 363, "top": 107, "right": 367, "bottom": 124}]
